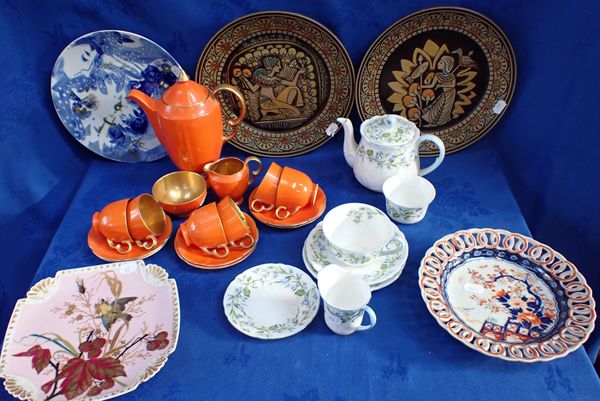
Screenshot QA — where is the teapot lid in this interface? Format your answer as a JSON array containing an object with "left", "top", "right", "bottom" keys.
[
  {"left": 362, "top": 115, "right": 419, "bottom": 147},
  {"left": 161, "top": 70, "right": 209, "bottom": 107}
]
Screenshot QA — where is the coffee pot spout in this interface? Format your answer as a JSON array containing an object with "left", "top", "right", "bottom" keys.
[
  {"left": 336, "top": 117, "right": 358, "bottom": 168},
  {"left": 127, "top": 89, "right": 160, "bottom": 132}
]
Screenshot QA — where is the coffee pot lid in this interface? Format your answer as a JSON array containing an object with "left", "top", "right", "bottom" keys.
[{"left": 161, "top": 70, "right": 209, "bottom": 107}]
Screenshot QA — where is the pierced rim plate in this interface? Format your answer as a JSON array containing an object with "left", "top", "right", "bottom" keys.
[
  {"left": 418, "top": 228, "right": 596, "bottom": 362},
  {"left": 305, "top": 222, "right": 408, "bottom": 287},
  {"left": 196, "top": 11, "right": 354, "bottom": 157},
  {"left": 51, "top": 30, "right": 181, "bottom": 162},
  {"left": 302, "top": 242, "right": 402, "bottom": 291},
  {"left": 0, "top": 260, "right": 180, "bottom": 400},
  {"left": 356, "top": 7, "right": 516, "bottom": 155},
  {"left": 223, "top": 264, "right": 319, "bottom": 339}
]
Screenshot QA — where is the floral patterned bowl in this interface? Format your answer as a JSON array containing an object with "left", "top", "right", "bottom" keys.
[
  {"left": 419, "top": 228, "right": 595, "bottom": 362},
  {"left": 382, "top": 173, "right": 435, "bottom": 224}
]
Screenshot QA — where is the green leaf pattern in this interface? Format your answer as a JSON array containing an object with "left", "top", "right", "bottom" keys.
[
  {"left": 356, "top": 144, "right": 417, "bottom": 170},
  {"left": 346, "top": 206, "right": 384, "bottom": 224},
  {"left": 325, "top": 304, "right": 363, "bottom": 324},
  {"left": 386, "top": 200, "right": 425, "bottom": 223}
]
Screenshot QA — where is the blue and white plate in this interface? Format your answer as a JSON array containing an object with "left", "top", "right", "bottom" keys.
[{"left": 51, "top": 30, "right": 181, "bottom": 162}]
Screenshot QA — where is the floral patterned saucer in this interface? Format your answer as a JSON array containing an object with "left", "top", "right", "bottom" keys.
[
  {"left": 419, "top": 228, "right": 596, "bottom": 362},
  {"left": 303, "top": 222, "right": 408, "bottom": 289},
  {"left": 0, "top": 260, "right": 179, "bottom": 400},
  {"left": 51, "top": 30, "right": 181, "bottom": 163},
  {"left": 302, "top": 245, "right": 401, "bottom": 291},
  {"left": 248, "top": 186, "right": 326, "bottom": 229},
  {"left": 223, "top": 264, "right": 319, "bottom": 339},
  {"left": 174, "top": 213, "right": 259, "bottom": 269},
  {"left": 87, "top": 215, "right": 172, "bottom": 262}
]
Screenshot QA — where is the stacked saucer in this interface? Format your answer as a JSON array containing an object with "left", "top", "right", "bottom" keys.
[{"left": 302, "top": 204, "right": 408, "bottom": 291}]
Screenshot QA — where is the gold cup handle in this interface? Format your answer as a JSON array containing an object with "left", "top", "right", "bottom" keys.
[
  {"left": 201, "top": 244, "right": 230, "bottom": 259},
  {"left": 245, "top": 156, "right": 262, "bottom": 185},
  {"left": 275, "top": 205, "right": 302, "bottom": 220},
  {"left": 211, "top": 84, "right": 247, "bottom": 142},
  {"left": 250, "top": 199, "right": 274, "bottom": 213},
  {"left": 230, "top": 233, "right": 255, "bottom": 249},
  {"left": 107, "top": 239, "right": 133, "bottom": 254},
  {"left": 136, "top": 235, "right": 158, "bottom": 250}
]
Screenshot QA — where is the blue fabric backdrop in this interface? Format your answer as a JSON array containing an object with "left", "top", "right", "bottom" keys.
[{"left": 0, "top": 0, "right": 598, "bottom": 384}]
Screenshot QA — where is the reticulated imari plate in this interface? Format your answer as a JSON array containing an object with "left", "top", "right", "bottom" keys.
[
  {"left": 51, "top": 30, "right": 181, "bottom": 162},
  {"left": 356, "top": 7, "right": 516, "bottom": 155},
  {"left": 0, "top": 260, "right": 180, "bottom": 400},
  {"left": 196, "top": 11, "right": 354, "bottom": 157},
  {"left": 419, "top": 228, "right": 595, "bottom": 362},
  {"left": 223, "top": 264, "right": 319, "bottom": 339}
]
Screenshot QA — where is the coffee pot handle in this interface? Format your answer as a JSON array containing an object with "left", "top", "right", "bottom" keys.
[
  {"left": 417, "top": 134, "right": 445, "bottom": 176},
  {"left": 211, "top": 84, "right": 247, "bottom": 142}
]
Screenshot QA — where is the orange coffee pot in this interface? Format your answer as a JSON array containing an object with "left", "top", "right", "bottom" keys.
[{"left": 127, "top": 70, "right": 246, "bottom": 172}]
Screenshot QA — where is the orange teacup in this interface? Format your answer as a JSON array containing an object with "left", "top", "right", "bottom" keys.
[
  {"left": 250, "top": 162, "right": 283, "bottom": 213},
  {"left": 274, "top": 167, "right": 319, "bottom": 219},
  {"left": 217, "top": 197, "right": 254, "bottom": 249},
  {"left": 92, "top": 199, "right": 133, "bottom": 254},
  {"left": 179, "top": 202, "right": 230, "bottom": 258},
  {"left": 127, "top": 194, "right": 166, "bottom": 250},
  {"left": 204, "top": 156, "right": 262, "bottom": 205}
]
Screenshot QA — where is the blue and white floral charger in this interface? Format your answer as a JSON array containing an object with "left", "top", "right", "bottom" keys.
[{"left": 51, "top": 30, "right": 181, "bottom": 162}]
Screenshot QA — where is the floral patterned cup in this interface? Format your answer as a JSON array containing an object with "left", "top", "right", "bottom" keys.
[
  {"left": 382, "top": 173, "right": 435, "bottom": 224},
  {"left": 318, "top": 264, "right": 377, "bottom": 335},
  {"left": 322, "top": 203, "right": 402, "bottom": 266}
]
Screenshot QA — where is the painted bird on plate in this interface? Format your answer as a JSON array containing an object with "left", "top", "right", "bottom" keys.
[{"left": 96, "top": 297, "right": 137, "bottom": 331}]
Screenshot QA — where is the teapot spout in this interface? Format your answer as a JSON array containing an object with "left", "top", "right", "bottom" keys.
[
  {"left": 336, "top": 117, "right": 358, "bottom": 168},
  {"left": 127, "top": 89, "right": 160, "bottom": 131}
]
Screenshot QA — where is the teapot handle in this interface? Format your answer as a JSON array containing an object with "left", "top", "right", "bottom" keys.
[
  {"left": 211, "top": 84, "right": 247, "bottom": 142},
  {"left": 417, "top": 134, "right": 445, "bottom": 176}
]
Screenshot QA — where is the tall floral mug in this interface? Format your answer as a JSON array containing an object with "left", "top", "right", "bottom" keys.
[{"left": 317, "top": 264, "right": 377, "bottom": 335}]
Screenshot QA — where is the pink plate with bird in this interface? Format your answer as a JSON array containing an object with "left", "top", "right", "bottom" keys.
[{"left": 0, "top": 260, "right": 179, "bottom": 400}]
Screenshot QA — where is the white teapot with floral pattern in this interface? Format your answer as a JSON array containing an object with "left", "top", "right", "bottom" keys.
[{"left": 333, "top": 115, "right": 445, "bottom": 192}]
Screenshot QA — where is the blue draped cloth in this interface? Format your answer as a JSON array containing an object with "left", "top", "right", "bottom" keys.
[
  {"left": 1, "top": 0, "right": 599, "bottom": 399},
  {"left": 22, "top": 135, "right": 600, "bottom": 401}
]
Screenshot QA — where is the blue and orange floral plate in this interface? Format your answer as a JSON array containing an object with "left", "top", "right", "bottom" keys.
[
  {"left": 0, "top": 260, "right": 180, "bottom": 400},
  {"left": 419, "top": 228, "right": 595, "bottom": 362},
  {"left": 51, "top": 30, "right": 181, "bottom": 163}
]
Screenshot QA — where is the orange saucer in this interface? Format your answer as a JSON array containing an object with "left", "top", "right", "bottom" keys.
[
  {"left": 174, "top": 212, "right": 259, "bottom": 269},
  {"left": 88, "top": 216, "right": 172, "bottom": 262},
  {"left": 248, "top": 186, "right": 326, "bottom": 228}
]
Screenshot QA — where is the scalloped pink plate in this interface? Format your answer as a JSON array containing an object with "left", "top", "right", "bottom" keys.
[{"left": 0, "top": 260, "right": 180, "bottom": 400}]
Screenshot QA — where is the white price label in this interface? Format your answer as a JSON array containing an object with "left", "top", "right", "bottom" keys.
[
  {"left": 118, "top": 261, "right": 138, "bottom": 274},
  {"left": 493, "top": 100, "right": 507, "bottom": 114}
]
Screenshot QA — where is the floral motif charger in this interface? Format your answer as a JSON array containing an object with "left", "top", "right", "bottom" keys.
[
  {"left": 196, "top": 12, "right": 354, "bottom": 157},
  {"left": 51, "top": 30, "right": 181, "bottom": 162},
  {"left": 223, "top": 264, "right": 319, "bottom": 339},
  {"left": 356, "top": 7, "right": 516, "bottom": 155},
  {"left": 0, "top": 260, "right": 180, "bottom": 400},
  {"left": 419, "top": 228, "right": 595, "bottom": 362}
]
